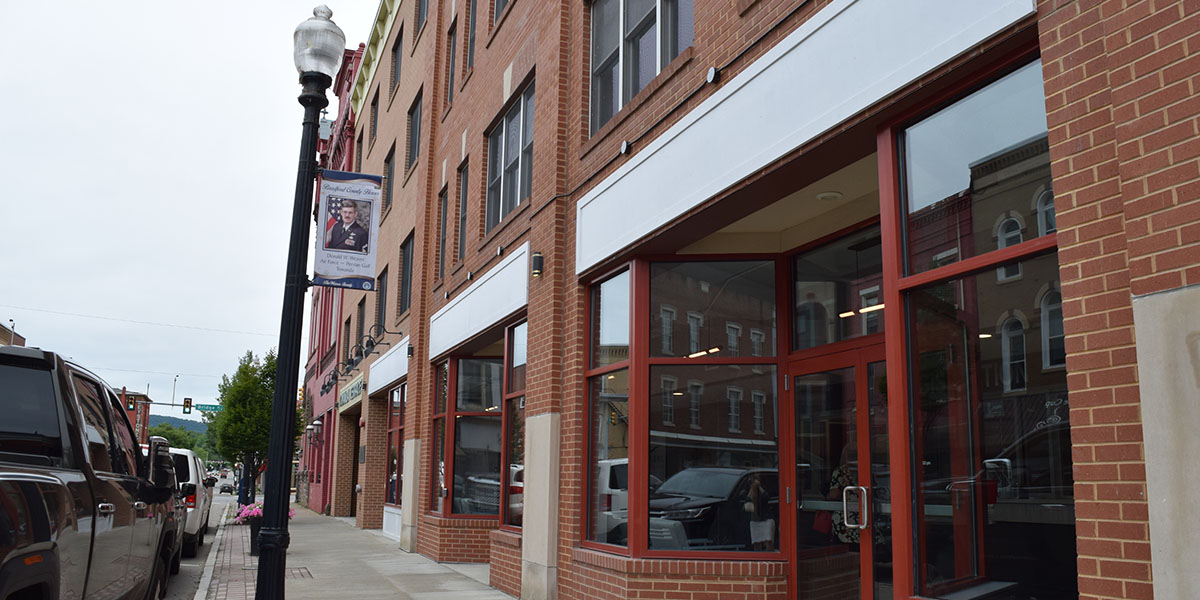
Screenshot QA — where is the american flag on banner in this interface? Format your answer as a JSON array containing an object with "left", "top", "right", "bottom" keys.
[{"left": 326, "top": 196, "right": 345, "bottom": 234}]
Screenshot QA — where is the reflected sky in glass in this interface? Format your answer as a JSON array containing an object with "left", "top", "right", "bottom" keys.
[{"left": 905, "top": 61, "right": 1048, "bottom": 213}]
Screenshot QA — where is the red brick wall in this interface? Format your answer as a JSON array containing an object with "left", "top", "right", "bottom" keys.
[
  {"left": 1039, "top": 1, "right": 1200, "bottom": 598},
  {"left": 357, "top": 396, "right": 389, "bottom": 529},
  {"left": 329, "top": 411, "right": 357, "bottom": 517},
  {"left": 561, "top": 549, "right": 787, "bottom": 600},
  {"left": 416, "top": 514, "right": 497, "bottom": 562},
  {"left": 489, "top": 529, "right": 522, "bottom": 596}
]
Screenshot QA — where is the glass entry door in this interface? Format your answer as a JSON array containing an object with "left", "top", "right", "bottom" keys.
[{"left": 791, "top": 346, "right": 890, "bottom": 599}]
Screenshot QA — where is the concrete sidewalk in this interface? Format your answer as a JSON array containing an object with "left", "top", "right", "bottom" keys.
[{"left": 201, "top": 504, "right": 515, "bottom": 600}]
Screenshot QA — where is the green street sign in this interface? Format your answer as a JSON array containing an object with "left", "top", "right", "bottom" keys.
[{"left": 195, "top": 403, "right": 224, "bottom": 412}]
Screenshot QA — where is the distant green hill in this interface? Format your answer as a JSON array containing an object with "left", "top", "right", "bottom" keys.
[{"left": 148, "top": 415, "right": 207, "bottom": 434}]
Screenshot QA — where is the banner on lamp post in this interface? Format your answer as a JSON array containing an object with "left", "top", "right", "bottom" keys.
[{"left": 313, "top": 170, "right": 382, "bottom": 290}]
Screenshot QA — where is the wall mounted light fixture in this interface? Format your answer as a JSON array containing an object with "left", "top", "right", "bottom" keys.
[
  {"left": 531, "top": 251, "right": 544, "bottom": 278},
  {"left": 406, "top": 344, "right": 415, "bottom": 358}
]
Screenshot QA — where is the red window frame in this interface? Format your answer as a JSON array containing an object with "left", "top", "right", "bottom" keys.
[
  {"left": 385, "top": 381, "right": 406, "bottom": 507},
  {"left": 877, "top": 44, "right": 1051, "bottom": 600},
  {"left": 499, "top": 320, "right": 527, "bottom": 531},
  {"left": 432, "top": 324, "right": 525, "bottom": 520}
]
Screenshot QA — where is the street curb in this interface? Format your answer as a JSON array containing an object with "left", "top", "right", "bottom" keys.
[{"left": 192, "top": 501, "right": 231, "bottom": 600}]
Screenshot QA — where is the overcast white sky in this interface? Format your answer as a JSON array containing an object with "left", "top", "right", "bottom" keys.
[{"left": 2, "top": 2, "right": 379, "bottom": 421}]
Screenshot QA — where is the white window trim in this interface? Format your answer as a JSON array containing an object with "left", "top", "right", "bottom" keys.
[
  {"left": 687, "top": 380, "right": 703, "bottom": 429},
  {"left": 1001, "top": 317, "right": 1027, "bottom": 392},
  {"left": 660, "top": 304, "right": 676, "bottom": 355},
  {"left": 725, "top": 322, "right": 742, "bottom": 357},
  {"left": 996, "top": 217, "right": 1023, "bottom": 282},
  {"left": 1036, "top": 189, "right": 1056, "bottom": 237},
  {"left": 751, "top": 390, "right": 766, "bottom": 434},
  {"left": 1040, "top": 291, "right": 1065, "bottom": 370},
  {"left": 726, "top": 386, "right": 742, "bottom": 432},
  {"left": 749, "top": 328, "right": 765, "bottom": 357},
  {"left": 660, "top": 375, "right": 677, "bottom": 426},
  {"left": 687, "top": 311, "right": 704, "bottom": 354}
]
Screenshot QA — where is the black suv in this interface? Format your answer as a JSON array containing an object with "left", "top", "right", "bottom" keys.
[
  {"left": 648, "top": 467, "right": 779, "bottom": 551},
  {"left": 0, "top": 347, "right": 177, "bottom": 600}
]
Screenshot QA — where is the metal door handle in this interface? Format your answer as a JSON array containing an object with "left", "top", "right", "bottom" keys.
[
  {"left": 842, "top": 487, "right": 856, "bottom": 527},
  {"left": 841, "top": 486, "right": 870, "bottom": 529},
  {"left": 855, "top": 486, "right": 869, "bottom": 530},
  {"left": 133, "top": 501, "right": 147, "bottom": 510},
  {"left": 97, "top": 503, "right": 116, "bottom": 515}
]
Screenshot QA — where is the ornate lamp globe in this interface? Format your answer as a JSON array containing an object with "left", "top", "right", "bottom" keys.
[{"left": 293, "top": 5, "right": 345, "bottom": 78}]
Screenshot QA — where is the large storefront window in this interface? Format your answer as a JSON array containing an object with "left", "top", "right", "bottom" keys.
[
  {"left": 649, "top": 261, "right": 775, "bottom": 359},
  {"left": 385, "top": 382, "right": 406, "bottom": 505},
  {"left": 588, "top": 368, "right": 629, "bottom": 546},
  {"left": 907, "top": 254, "right": 1073, "bottom": 598},
  {"left": 793, "top": 224, "right": 884, "bottom": 351},
  {"left": 586, "top": 262, "right": 779, "bottom": 556},
  {"left": 898, "top": 57, "right": 1074, "bottom": 599},
  {"left": 587, "top": 268, "right": 632, "bottom": 547},
  {"left": 430, "top": 326, "right": 526, "bottom": 520},
  {"left": 648, "top": 365, "right": 778, "bottom": 551},
  {"left": 903, "top": 60, "right": 1051, "bottom": 276},
  {"left": 503, "top": 321, "right": 527, "bottom": 527},
  {"left": 453, "top": 359, "right": 502, "bottom": 515}
]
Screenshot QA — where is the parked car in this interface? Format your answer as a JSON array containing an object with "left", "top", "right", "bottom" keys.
[
  {"left": 219, "top": 482, "right": 235, "bottom": 494},
  {"left": 0, "top": 346, "right": 177, "bottom": 600},
  {"left": 593, "top": 458, "right": 667, "bottom": 546},
  {"left": 169, "top": 447, "right": 215, "bottom": 556},
  {"left": 156, "top": 444, "right": 188, "bottom": 576},
  {"left": 648, "top": 466, "right": 779, "bottom": 550}
]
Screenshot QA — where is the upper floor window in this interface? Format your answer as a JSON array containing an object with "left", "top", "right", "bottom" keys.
[
  {"left": 392, "top": 29, "right": 404, "bottom": 91},
  {"left": 416, "top": 0, "right": 428, "bottom": 31},
  {"left": 1001, "top": 317, "right": 1026, "bottom": 392},
  {"left": 494, "top": 0, "right": 509, "bottom": 22},
  {"left": 726, "top": 386, "right": 742, "bottom": 432},
  {"left": 686, "top": 312, "right": 703, "bottom": 354},
  {"left": 589, "top": 0, "right": 694, "bottom": 133},
  {"left": 370, "top": 91, "right": 379, "bottom": 143},
  {"left": 458, "top": 164, "right": 469, "bottom": 261},
  {"left": 659, "top": 305, "right": 676, "bottom": 355},
  {"left": 660, "top": 375, "right": 677, "bottom": 426},
  {"left": 407, "top": 91, "right": 423, "bottom": 170},
  {"left": 1037, "top": 190, "right": 1056, "bottom": 236},
  {"left": 997, "top": 218, "right": 1023, "bottom": 281},
  {"left": 376, "top": 269, "right": 389, "bottom": 327},
  {"left": 398, "top": 232, "right": 414, "bottom": 314},
  {"left": 486, "top": 83, "right": 534, "bottom": 231},
  {"left": 1041, "top": 290, "right": 1065, "bottom": 369},
  {"left": 467, "top": 0, "right": 478, "bottom": 69},
  {"left": 446, "top": 23, "right": 458, "bottom": 104},
  {"left": 384, "top": 147, "right": 396, "bottom": 209},
  {"left": 725, "top": 323, "right": 741, "bottom": 357}
]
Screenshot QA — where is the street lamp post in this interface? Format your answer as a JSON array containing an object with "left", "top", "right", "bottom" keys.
[{"left": 256, "top": 6, "right": 344, "bottom": 599}]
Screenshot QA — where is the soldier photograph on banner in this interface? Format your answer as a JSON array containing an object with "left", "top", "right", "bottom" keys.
[{"left": 313, "top": 170, "right": 382, "bottom": 290}]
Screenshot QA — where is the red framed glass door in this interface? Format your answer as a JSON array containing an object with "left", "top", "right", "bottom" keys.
[{"left": 789, "top": 344, "right": 890, "bottom": 600}]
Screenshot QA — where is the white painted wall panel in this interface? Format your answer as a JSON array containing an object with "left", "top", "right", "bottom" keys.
[
  {"left": 576, "top": 0, "right": 1035, "bottom": 273},
  {"left": 366, "top": 336, "right": 410, "bottom": 396},
  {"left": 428, "top": 241, "right": 529, "bottom": 358},
  {"left": 381, "top": 505, "right": 403, "bottom": 540}
]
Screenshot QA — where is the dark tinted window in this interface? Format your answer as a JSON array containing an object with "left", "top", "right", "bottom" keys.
[
  {"left": 105, "top": 391, "right": 139, "bottom": 476},
  {"left": 173, "top": 454, "right": 192, "bottom": 483},
  {"left": 0, "top": 364, "right": 63, "bottom": 462},
  {"left": 72, "top": 375, "right": 115, "bottom": 473}
]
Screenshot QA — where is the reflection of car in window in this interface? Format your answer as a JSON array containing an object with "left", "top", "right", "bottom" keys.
[
  {"left": 648, "top": 467, "right": 778, "bottom": 551},
  {"left": 594, "top": 458, "right": 664, "bottom": 546}
]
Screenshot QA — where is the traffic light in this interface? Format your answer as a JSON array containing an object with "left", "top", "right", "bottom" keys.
[
  {"left": 298, "top": 387, "right": 304, "bottom": 405},
  {"left": 123, "top": 387, "right": 133, "bottom": 410},
  {"left": 183, "top": 397, "right": 192, "bottom": 414}
]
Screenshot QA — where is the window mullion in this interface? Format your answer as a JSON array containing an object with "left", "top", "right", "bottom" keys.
[
  {"left": 655, "top": 0, "right": 663, "bottom": 74},
  {"left": 617, "top": 0, "right": 625, "bottom": 112}
]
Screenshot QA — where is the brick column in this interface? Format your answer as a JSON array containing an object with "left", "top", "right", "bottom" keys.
[{"left": 1039, "top": 1, "right": 1200, "bottom": 598}]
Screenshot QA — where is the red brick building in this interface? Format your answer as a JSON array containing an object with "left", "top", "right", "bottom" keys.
[{"left": 299, "top": 1, "right": 1200, "bottom": 598}]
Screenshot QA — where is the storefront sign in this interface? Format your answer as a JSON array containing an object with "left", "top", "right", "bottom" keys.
[
  {"left": 314, "top": 170, "right": 382, "bottom": 290},
  {"left": 338, "top": 373, "right": 365, "bottom": 412}
]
